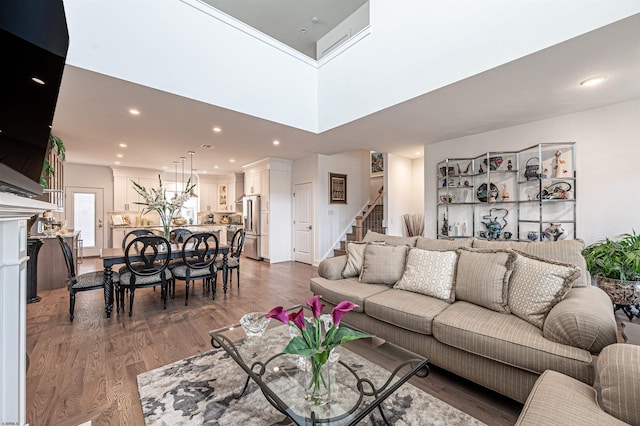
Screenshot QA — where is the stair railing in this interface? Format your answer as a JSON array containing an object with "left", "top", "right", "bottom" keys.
[{"left": 355, "top": 186, "right": 384, "bottom": 241}]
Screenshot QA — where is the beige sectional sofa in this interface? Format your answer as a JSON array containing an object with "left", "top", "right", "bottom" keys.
[{"left": 310, "top": 232, "right": 618, "bottom": 403}]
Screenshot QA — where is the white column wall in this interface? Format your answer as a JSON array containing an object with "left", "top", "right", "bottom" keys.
[{"left": 424, "top": 99, "right": 640, "bottom": 244}]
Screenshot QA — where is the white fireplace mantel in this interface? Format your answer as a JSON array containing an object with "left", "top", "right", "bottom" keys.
[{"left": 0, "top": 192, "right": 55, "bottom": 425}]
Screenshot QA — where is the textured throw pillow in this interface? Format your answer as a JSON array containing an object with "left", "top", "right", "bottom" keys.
[
  {"left": 455, "top": 247, "right": 516, "bottom": 313},
  {"left": 508, "top": 251, "right": 580, "bottom": 329},
  {"left": 394, "top": 248, "right": 458, "bottom": 302},
  {"left": 341, "top": 242, "right": 368, "bottom": 278},
  {"left": 415, "top": 236, "right": 473, "bottom": 251},
  {"left": 359, "top": 244, "right": 409, "bottom": 285}
]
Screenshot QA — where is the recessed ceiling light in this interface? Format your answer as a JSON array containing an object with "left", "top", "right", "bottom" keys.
[
  {"left": 116, "top": 154, "right": 123, "bottom": 158},
  {"left": 31, "top": 77, "right": 45, "bottom": 85},
  {"left": 202, "top": 170, "right": 207, "bottom": 173},
  {"left": 580, "top": 75, "right": 607, "bottom": 87},
  {"left": 300, "top": 28, "right": 307, "bottom": 34},
  {"left": 273, "top": 140, "right": 280, "bottom": 146},
  {"left": 114, "top": 161, "right": 121, "bottom": 165},
  {"left": 212, "top": 127, "right": 221, "bottom": 133},
  {"left": 163, "top": 166, "right": 168, "bottom": 170},
  {"left": 119, "top": 143, "right": 127, "bottom": 148},
  {"left": 129, "top": 108, "right": 140, "bottom": 115},
  {"left": 200, "top": 144, "right": 214, "bottom": 149},
  {"left": 229, "top": 159, "right": 235, "bottom": 163},
  {"left": 213, "top": 166, "right": 219, "bottom": 169},
  {"left": 415, "top": 151, "right": 421, "bottom": 155}
]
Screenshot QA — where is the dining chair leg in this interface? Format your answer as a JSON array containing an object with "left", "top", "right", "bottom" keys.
[
  {"left": 161, "top": 281, "right": 168, "bottom": 309},
  {"left": 236, "top": 267, "right": 240, "bottom": 287},
  {"left": 69, "top": 289, "right": 76, "bottom": 322},
  {"left": 128, "top": 287, "right": 135, "bottom": 317},
  {"left": 185, "top": 280, "right": 190, "bottom": 306}
]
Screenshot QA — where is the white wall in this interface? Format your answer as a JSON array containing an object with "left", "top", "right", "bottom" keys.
[
  {"left": 317, "top": 1, "right": 640, "bottom": 131},
  {"left": 410, "top": 157, "right": 424, "bottom": 215},
  {"left": 386, "top": 154, "right": 414, "bottom": 235},
  {"left": 424, "top": 99, "right": 640, "bottom": 244},
  {"left": 316, "top": 150, "right": 370, "bottom": 260},
  {"left": 64, "top": 0, "right": 318, "bottom": 132}
]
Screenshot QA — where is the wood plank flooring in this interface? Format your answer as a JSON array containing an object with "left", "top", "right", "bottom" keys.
[{"left": 26, "top": 256, "right": 522, "bottom": 425}]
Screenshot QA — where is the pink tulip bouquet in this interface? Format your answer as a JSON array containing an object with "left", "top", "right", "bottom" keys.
[{"left": 266, "top": 295, "right": 370, "bottom": 404}]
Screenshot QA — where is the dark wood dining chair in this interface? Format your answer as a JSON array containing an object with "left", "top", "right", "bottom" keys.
[
  {"left": 57, "top": 236, "right": 118, "bottom": 321},
  {"left": 215, "top": 229, "right": 245, "bottom": 290},
  {"left": 118, "top": 236, "right": 172, "bottom": 317},
  {"left": 170, "top": 228, "right": 192, "bottom": 244},
  {"left": 170, "top": 232, "right": 219, "bottom": 305},
  {"left": 122, "top": 229, "right": 155, "bottom": 250}
]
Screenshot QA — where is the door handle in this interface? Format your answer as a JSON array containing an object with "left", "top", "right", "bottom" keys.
[{"left": 308, "top": 225, "right": 312, "bottom": 230}]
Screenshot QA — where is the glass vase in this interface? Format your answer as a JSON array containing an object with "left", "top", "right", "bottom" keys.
[{"left": 305, "top": 357, "right": 331, "bottom": 406}]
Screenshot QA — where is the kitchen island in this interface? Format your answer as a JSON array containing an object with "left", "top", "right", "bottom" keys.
[
  {"left": 110, "top": 223, "right": 241, "bottom": 248},
  {"left": 33, "top": 230, "right": 81, "bottom": 291}
]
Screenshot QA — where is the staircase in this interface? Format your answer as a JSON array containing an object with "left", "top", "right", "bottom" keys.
[{"left": 333, "top": 187, "right": 385, "bottom": 257}]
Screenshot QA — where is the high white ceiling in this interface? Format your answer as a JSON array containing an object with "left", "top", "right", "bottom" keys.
[
  {"left": 52, "top": 13, "right": 640, "bottom": 175},
  {"left": 201, "top": 0, "right": 368, "bottom": 59}
]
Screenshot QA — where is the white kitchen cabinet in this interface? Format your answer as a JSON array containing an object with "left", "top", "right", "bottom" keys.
[
  {"left": 111, "top": 228, "right": 126, "bottom": 248},
  {"left": 113, "top": 176, "right": 128, "bottom": 211},
  {"left": 199, "top": 182, "right": 216, "bottom": 212},
  {"left": 243, "top": 158, "right": 291, "bottom": 263}
]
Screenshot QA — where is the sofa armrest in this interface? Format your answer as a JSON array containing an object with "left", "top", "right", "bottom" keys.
[
  {"left": 598, "top": 343, "right": 640, "bottom": 426},
  {"left": 318, "top": 256, "right": 347, "bottom": 280},
  {"left": 515, "top": 370, "right": 627, "bottom": 426},
  {"left": 543, "top": 285, "right": 617, "bottom": 354}
]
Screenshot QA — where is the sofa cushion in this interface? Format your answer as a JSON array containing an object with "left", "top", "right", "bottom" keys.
[
  {"left": 543, "top": 286, "right": 618, "bottom": 354},
  {"left": 310, "top": 277, "right": 389, "bottom": 312},
  {"left": 597, "top": 343, "right": 640, "bottom": 426},
  {"left": 472, "top": 239, "right": 588, "bottom": 287},
  {"left": 416, "top": 236, "right": 473, "bottom": 251},
  {"left": 394, "top": 248, "right": 458, "bottom": 302},
  {"left": 364, "top": 289, "right": 450, "bottom": 335},
  {"left": 455, "top": 248, "right": 516, "bottom": 313},
  {"left": 359, "top": 244, "right": 409, "bottom": 285},
  {"left": 508, "top": 251, "right": 580, "bottom": 329},
  {"left": 342, "top": 242, "right": 368, "bottom": 278},
  {"left": 515, "top": 370, "right": 626, "bottom": 426},
  {"left": 362, "top": 230, "right": 418, "bottom": 247},
  {"left": 433, "top": 301, "right": 593, "bottom": 380}
]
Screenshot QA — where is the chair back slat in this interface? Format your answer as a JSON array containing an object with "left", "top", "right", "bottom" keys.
[
  {"left": 230, "top": 229, "right": 245, "bottom": 258},
  {"left": 125, "top": 236, "right": 171, "bottom": 277},
  {"left": 170, "top": 228, "right": 192, "bottom": 244},
  {"left": 181, "top": 232, "right": 219, "bottom": 269},
  {"left": 122, "top": 229, "right": 155, "bottom": 250},
  {"left": 56, "top": 235, "right": 76, "bottom": 279}
]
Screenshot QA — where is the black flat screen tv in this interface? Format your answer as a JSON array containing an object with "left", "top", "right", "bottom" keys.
[{"left": 0, "top": 0, "right": 69, "bottom": 197}]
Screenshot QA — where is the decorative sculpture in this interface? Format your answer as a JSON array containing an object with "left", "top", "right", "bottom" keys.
[{"left": 480, "top": 208, "right": 508, "bottom": 240}]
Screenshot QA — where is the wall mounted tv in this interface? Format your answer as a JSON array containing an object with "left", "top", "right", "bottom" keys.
[{"left": 0, "top": 0, "right": 69, "bottom": 197}]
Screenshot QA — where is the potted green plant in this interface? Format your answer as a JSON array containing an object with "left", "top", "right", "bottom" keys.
[{"left": 582, "top": 231, "right": 640, "bottom": 319}]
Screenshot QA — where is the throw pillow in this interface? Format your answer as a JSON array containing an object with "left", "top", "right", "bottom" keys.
[
  {"left": 416, "top": 236, "right": 473, "bottom": 251},
  {"left": 341, "top": 242, "right": 368, "bottom": 278},
  {"left": 455, "top": 247, "right": 516, "bottom": 313},
  {"left": 359, "top": 244, "right": 409, "bottom": 285},
  {"left": 508, "top": 250, "right": 580, "bottom": 329},
  {"left": 394, "top": 248, "right": 458, "bottom": 302}
]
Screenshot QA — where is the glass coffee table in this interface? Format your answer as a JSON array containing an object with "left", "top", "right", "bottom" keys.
[{"left": 209, "top": 310, "right": 429, "bottom": 425}]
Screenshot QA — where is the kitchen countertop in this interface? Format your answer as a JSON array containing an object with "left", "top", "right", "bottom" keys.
[
  {"left": 29, "top": 230, "right": 81, "bottom": 239},
  {"left": 111, "top": 224, "right": 242, "bottom": 228}
]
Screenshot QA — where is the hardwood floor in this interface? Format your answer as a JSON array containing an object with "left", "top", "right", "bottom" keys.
[{"left": 26, "top": 256, "right": 521, "bottom": 425}]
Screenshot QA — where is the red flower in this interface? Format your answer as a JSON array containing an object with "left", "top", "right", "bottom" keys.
[
  {"left": 265, "top": 306, "right": 289, "bottom": 324},
  {"left": 332, "top": 301, "right": 357, "bottom": 326},
  {"left": 289, "top": 308, "right": 306, "bottom": 330},
  {"left": 306, "top": 295, "right": 325, "bottom": 320}
]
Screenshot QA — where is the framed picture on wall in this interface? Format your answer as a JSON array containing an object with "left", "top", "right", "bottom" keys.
[
  {"left": 218, "top": 184, "right": 228, "bottom": 210},
  {"left": 370, "top": 151, "right": 384, "bottom": 177},
  {"left": 329, "top": 173, "right": 347, "bottom": 204}
]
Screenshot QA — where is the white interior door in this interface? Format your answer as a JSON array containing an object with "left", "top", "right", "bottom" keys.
[
  {"left": 293, "top": 182, "right": 313, "bottom": 264},
  {"left": 65, "top": 187, "right": 104, "bottom": 257}
]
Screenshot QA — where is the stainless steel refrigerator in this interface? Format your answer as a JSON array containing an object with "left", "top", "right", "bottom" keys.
[{"left": 243, "top": 195, "right": 261, "bottom": 260}]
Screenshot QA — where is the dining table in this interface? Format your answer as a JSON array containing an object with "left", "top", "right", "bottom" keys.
[{"left": 100, "top": 243, "right": 230, "bottom": 318}]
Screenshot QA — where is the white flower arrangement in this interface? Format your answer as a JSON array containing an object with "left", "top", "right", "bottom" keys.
[{"left": 132, "top": 175, "right": 196, "bottom": 239}]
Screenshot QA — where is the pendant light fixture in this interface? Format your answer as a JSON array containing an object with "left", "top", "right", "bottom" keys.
[
  {"left": 188, "top": 151, "right": 198, "bottom": 198},
  {"left": 172, "top": 161, "right": 179, "bottom": 200},
  {"left": 180, "top": 156, "right": 186, "bottom": 193}
]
